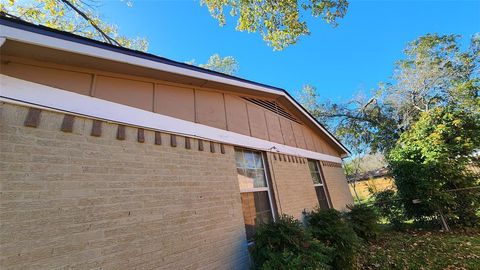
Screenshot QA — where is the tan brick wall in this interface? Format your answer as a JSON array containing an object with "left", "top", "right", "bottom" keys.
[
  {"left": 320, "top": 162, "right": 354, "bottom": 210},
  {"left": 0, "top": 103, "right": 250, "bottom": 270},
  {"left": 266, "top": 153, "right": 319, "bottom": 220}
]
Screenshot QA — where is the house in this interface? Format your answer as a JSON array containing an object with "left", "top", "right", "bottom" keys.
[{"left": 0, "top": 17, "right": 353, "bottom": 269}]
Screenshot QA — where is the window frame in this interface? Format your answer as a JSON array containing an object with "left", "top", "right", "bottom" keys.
[
  {"left": 308, "top": 159, "right": 331, "bottom": 209},
  {"left": 235, "top": 148, "right": 276, "bottom": 241}
]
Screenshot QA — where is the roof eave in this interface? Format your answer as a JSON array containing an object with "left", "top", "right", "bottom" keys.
[{"left": 0, "top": 16, "right": 351, "bottom": 156}]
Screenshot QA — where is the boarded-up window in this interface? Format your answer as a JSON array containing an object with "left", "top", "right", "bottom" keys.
[
  {"left": 308, "top": 159, "right": 330, "bottom": 209},
  {"left": 235, "top": 148, "right": 274, "bottom": 240}
]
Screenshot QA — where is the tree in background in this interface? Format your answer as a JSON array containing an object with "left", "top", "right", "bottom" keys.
[
  {"left": 2, "top": 1, "right": 240, "bottom": 76},
  {"left": 301, "top": 34, "right": 479, "bottom": 226},
  {"left": 300, "top": 33, "right": 479, "bottom": 155},
  {"left": 200, "top": 54, "right": 239, "bottom": 75},
  {"left": 200, "top": 0, "right": 348, "bottom": 50},
  {"left": 0, "top": 0, "right": 149, "bottom": 51},
  {"left": 388, "top": 107, "right": 480, "bottom": 227},
  {"left": 187, "top": 54, "right": 239, "bottom": 76}
]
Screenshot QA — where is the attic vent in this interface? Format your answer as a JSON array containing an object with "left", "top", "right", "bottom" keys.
[{"left": 242, "top": 97, "right": 301, "bottom": 124}]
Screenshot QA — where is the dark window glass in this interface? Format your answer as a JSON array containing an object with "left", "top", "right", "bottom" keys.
[{"left": 315, "top": 186, "right": 330, "bottom": 210}]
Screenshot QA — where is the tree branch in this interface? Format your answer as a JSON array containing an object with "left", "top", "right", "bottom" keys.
[{"left": 59, "top": 0, "right": 121, "bottom": 46}]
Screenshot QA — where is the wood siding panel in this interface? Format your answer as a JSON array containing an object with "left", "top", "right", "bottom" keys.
[
  {"left": 265, "top": 111, "right": 284, "bottom": 144},
  {"left": 224, "top": 94, "right": 250, "bottom": 136},
  {"left": 1, "top": 61, "right": 92, "bottom": 96},
  {"left": 247, "top": 103, "right": 268, "bottom": 140},
  {"left": 95, "top": 76, "right": 153, "bottom": 111},
  {"left": 195, "top": 90, "right": 227, "bottom": 130},
  {"left": 312, "top": 134, "right": 326, "bottom": 154},
  {"left": 280, "top": 118, "right": 296, "bottom": 147},
  {"left": 302, "top": 127, "right": 317, "bottom": 151},
  {"left": 291, "top": 122, "right": 307, "bottom": 149},
  {"left": 322, "top": 137, "right": 340, "bottom": 156},
  {"left": 0, "top": 57, "right": 345, "bottom": 157},
  {"left": 154, "top": 84, "right": 195, "bottom": 122}
]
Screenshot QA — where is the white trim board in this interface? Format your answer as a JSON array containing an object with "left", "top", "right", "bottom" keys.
[
  {"left": 0, "top": 75, "right": 343, "bottom": 163},
  {"left": 0, "top": 24, "right": 349, "bottom": 156}
]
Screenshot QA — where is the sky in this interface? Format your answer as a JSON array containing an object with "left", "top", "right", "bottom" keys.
[{"left": 97, "top": 0, "right": 480, "bottom": 102}]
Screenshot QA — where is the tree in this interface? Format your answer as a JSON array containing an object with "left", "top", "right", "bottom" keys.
[
  {"left": 187, "top": 54, "right": 239, "bottom": 75},
  {"left": 199, "top": 54, "right": 239, "bottom": 75},
  {"left": 200, "top": 0, "right": 348, "bottom": 50},
  {"left": 388, "top": 106, "right": 480, "bottom": 227},
  {"left": 300, "top": 33, "right": 479, "bottom": 155},
  {"left": 1, "top": 0, "right": 148, "bottom": 51}
]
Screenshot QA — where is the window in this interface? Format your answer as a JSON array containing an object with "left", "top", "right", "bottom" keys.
[
  {"left": 308, "top": 159, "right": 330, "bottom": 209},
  {"left": 235, "top": 148, "right": 274, "bottom": 241}
]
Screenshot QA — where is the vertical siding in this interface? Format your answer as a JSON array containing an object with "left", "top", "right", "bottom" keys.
[
  {"left": 0, "top": 61, "right": 92, "bottom": 96},
  {"left": 195, "top": 90, "right": 227, "bottom": 130},
  {"left": 95, "top": 76, "right": 154, "bottom": 111},
  {"left": 154, "top": 84, "right": 195, "bottom": 122},
  {"left": 0, "top": 57, "right": 344, "bottom": 158},
  {"left": 224, "top": 94, "right": 251, "bottom": 136},
  {"left": 264, "top": 111, "right": 284, "bottom": 144},
  {"left": 291, "top": 122, "right": 307, "bottom": 149},
  {"left": 246, "top": 103, "right": 269, "bottom": 140},
  {"left": 302, "top": 126, "right": 317, "bottom": 152},
  {"left": 279, "top": 118, "right": 297, "bottom": 147}
]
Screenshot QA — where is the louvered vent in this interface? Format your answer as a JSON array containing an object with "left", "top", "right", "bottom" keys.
[{"left": 242, "top": 97, "right": 301, "bottom": 124}]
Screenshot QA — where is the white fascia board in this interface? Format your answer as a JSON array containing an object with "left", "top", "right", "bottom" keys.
[
  {"left": 0, "top": 75, "right": 343, "bottom": 163},
  {"left": 0, "top": 24, "right": 349, "bottom": 155}
]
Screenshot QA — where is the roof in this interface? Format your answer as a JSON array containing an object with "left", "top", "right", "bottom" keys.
[{"left": 0, "top": 15, "right": 350, "bottom": 156}]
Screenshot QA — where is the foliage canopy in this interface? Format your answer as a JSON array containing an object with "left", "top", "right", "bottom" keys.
[
  {"left": 388, "top": 106, "right": 480, "bottom": 227},
  {"left": 200, "top": 0, "right": 348, "bottom": 50},
  {"left": 1, "top": 0, "right": 149, "bottom": 51},
  {"left": 300, "top": 33, "right": 479, "bottom": 155}
]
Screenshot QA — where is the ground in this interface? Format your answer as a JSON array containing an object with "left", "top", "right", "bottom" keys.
[{"left": 359, "top": 230, "right": 480, "bottom": 270}]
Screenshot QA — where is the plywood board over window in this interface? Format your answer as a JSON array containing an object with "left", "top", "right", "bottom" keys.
[
  {"left": 95, "top": 76, "right": 154, "bottom": 111},
  {"left": 154, "top": 84, "right": 195, "bottom": 122},
  {"left": 224, "top": 94, "right": 250, "bottom": 136},
  {"left": 0, "top": 61, "right": 92, "bottom": 96},
  {"left": 247, "top": 103, "right": 269, "bottom": 140},
  {"left": 195, "top": 90, "right": 227, "bottom": 130}
]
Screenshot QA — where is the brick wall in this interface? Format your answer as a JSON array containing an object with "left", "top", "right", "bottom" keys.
[
  {"left": 320, "top": 162, "right": 354, "bottom": 210},
  {"left": 0, "top": 103, "right": 250, "bottom": 270},
  {"left": 266, "top": 153, "right": 319, "bottom": 220}
]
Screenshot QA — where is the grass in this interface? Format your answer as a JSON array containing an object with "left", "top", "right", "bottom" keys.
[{"left": 358, "top": 229, "right": 480, "bottom": 270}]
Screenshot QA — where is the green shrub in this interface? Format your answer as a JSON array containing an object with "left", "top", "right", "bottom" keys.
[
  {"left": 388, "top": 107, "right": 480, "bottom": 228},
  {"left": 345, "top": 203, "right": 380, "bottom": 241},
  {"left": 373, "top": 189, "right": 406, "bottom": 229},
  {"left": 304, "top": 208, "right": 360, "bottom": 270},
  {"left": 251, "top": 215, "right": 332, "bottom": 270}
]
